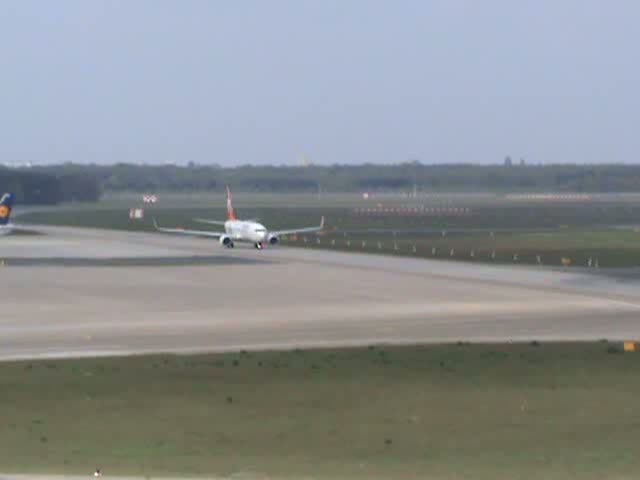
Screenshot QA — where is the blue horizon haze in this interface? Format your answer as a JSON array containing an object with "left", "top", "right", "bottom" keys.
[{"left": 1, "top": 1, "right": 638, "bottom": 166}]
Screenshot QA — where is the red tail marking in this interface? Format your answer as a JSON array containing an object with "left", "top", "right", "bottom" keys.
[{"left": 226, "top": 185, "right": 237, "bottom": 220}]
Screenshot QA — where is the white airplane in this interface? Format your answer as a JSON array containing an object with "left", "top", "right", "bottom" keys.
[
  {"left": 153, "top": 187, "right": 325, "bottom": 249},
  {"left": 0, "top": 193, "right": 18, "bottom": 236}
]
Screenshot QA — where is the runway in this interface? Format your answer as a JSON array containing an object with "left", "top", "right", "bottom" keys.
[{"left": 1, "top": 226, "right": 640, "bottom": 361}]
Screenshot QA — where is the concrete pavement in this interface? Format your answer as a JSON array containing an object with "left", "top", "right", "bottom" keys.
[{"left": 1, "top": 226, "right": 639, "bottom": 361}]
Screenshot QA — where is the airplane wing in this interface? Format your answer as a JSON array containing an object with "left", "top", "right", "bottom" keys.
[
  {"left": 0, "top": 224, "right": 35, "bottom": 236},
  {"left": 153, "top": 219, "right": 225, "bottom": 238},
  {"left": 270, "top": 216, "right": 325, "bottom": 236},
  {"left": 193, "top": 218, "right": 227, "bottom": 226}
]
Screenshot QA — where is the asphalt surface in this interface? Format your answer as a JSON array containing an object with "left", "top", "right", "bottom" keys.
[{"left": 1, "top": 225, "right": 639, "bottom": 361}]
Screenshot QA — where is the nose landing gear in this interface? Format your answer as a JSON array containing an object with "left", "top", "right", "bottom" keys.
[{"left": 254, "top": 242, "right": 264, "bottom": 250}]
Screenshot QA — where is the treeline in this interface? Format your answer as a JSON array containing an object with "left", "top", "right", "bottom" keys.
[
  {"left": 0, "top": 168, "right": 101, "bottom": 205},
  {"left": 8, "top": 163, "right": 640, "bottom": 199}
]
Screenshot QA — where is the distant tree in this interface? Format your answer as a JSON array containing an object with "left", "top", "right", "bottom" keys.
[
  {"left": 15, "top": 171, "right": 62, "bottom": 204},
  {"left": 14, "top": 162, "right": 640, "bottom": 194},
  {"left": 58, "top": 173, "right": 101, "bottom": 202}
]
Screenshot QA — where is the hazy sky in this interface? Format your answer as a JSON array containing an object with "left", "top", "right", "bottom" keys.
[{"left": 1, "top": 1, "right": 638, "bottom": 166}]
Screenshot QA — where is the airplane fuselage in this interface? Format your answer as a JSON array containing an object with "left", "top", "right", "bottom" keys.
[{"left": 224, "top": 220, "right": 269, "bottom": 244}]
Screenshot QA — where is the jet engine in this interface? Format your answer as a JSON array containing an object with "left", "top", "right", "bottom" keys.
[
  {"left": 268, "top": 234, "right": 280, "bottom": 246},
  {"left": 219, "top": 235, "right": 233, "bottom": 247}
]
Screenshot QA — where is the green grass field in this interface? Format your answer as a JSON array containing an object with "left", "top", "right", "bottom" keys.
[
  {"left": 1, "top": 343, "right": 639, "bottom": 479},
  {"left": 19, "top": 195, "right": 640, "bottom": 267}
]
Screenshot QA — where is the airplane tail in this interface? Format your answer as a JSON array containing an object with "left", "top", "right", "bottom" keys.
[
  {"left": 0, "top": 193, "right": 14, "bottom": 226},
  {"left": 226, "top": 185, "right": 237, "bottom": 221}
]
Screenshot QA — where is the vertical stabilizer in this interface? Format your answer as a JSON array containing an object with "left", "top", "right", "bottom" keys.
[
  {"left": 226, "top": 186, "right": 237, "bottom": 221},
  {"left": 0, "top": 193, "right": 14, "bottom": 226}
]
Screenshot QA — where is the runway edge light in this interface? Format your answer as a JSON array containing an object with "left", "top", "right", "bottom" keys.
[{"left": 623, "top": 342, "right": 637, "bottom": 352}]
